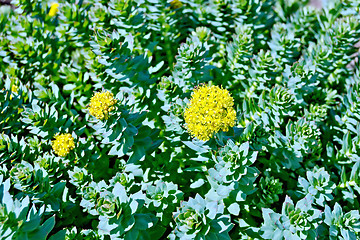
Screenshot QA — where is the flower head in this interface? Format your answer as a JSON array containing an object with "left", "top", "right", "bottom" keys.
[
  {"left": 49, "top": 2, "right": 59, "bottom": 17},
  {"left": 52, "top": 133, "right": 75, "bottom": 157},
  {"left": 184, "top": 85, "right": 236, "bottom": 141},
  {"left": 170, "top": 0, "right": 183, "bottom": 9},
  {"left": 88, "top": 90, "right": 117, "bottom": 120}
]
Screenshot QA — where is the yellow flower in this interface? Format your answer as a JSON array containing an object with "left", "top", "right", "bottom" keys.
[
  {"left": 184, "top": 85, "right": 236, "bottom": 141},
  {"left": 88, "top": 90, "right": 117, "bottom": 120},
  {"left": 52, "top": 133, "right": 75, "bottom": 157},
  {"left": 170, "top": 0, "right": 183, "bottom": 9},
  {"left": 49, "top": 2, "right": 59, "bottom": 17}
]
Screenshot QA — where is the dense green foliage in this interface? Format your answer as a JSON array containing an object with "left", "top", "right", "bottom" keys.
[{"left": 1, "top": 0, "right": 360, "bottom": 239}]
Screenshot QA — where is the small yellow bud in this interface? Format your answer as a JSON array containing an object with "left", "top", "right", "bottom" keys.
[
  {"left": 170, "top": 0, "right": 183, "bottom": 9},
  {"left": 11, "top": 85, "right": 18, "bottom": 94},
  {"left": 49, "top": 2, "right": 59, "bottom": 17},
  {"left": 10, "top": 85, "right": 18, "bottom": 100}
]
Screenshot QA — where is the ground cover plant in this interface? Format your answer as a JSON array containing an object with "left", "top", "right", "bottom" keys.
[{"left": 1, "top": 0, "right": 360, "bottom": 239}]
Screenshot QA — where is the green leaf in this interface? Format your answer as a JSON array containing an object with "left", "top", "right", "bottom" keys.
[
  {"left": 227, "top": 203, "right": 240, "bottom": 216},
  {"left": 28, "top": 216, "right": 55, "bottom": 240},
  {"left": 21, "top": 216, "right": 41, "bottom": 232},
  {"left": 48, "top": 230, "right": 66, "bottom": 240}
]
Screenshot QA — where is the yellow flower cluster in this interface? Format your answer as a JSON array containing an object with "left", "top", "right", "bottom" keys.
[
  {"left": 184, "top": 85, "right": 236, "bottom": 141},
  {"left": 49, "top": 2, "right": 59, "bottom": 17},
  {"left": 170, "top": 0, "right": 183, "bottom": 9},
  {"left": 52, "top": 133, "right": 75, "bottom": 157},
  {"left": 88, "top": 91, "right": 117, "bottom": 120}
]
